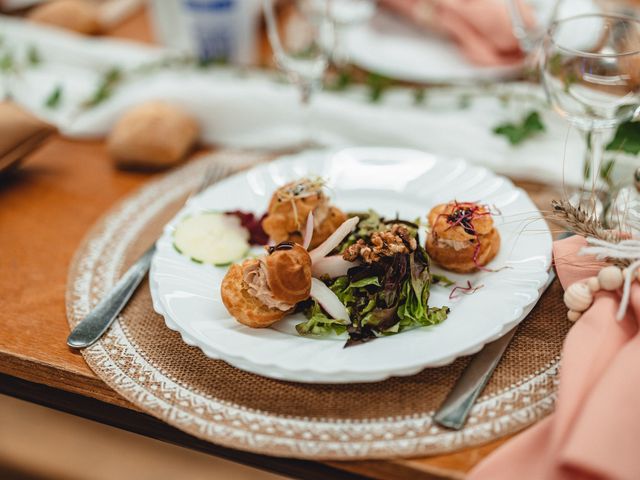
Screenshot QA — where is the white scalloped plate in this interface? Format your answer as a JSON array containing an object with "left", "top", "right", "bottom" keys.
[
  {"left": 150, "top": 147, "right": 551, "bottom": 383},
  {"left": 344, "top": 0, "right": 599, "bottom": 83}
]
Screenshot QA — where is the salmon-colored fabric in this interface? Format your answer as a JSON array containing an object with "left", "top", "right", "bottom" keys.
[
  {"left": 381, "top": 0, "right": 533, "bottom": 66},
  {"left": 469, "top": 235, "right": 640, "bottom": 480}
]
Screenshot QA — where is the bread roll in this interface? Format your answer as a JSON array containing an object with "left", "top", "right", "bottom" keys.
[
  {"left": 28, "top": 0, "right": 100, "bottom": 35},
  {"left": 108, "top": 101, "right": 199, "bottom": 170}
]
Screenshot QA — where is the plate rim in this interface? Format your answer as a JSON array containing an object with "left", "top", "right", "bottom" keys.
[{"left": 344, "top": 10, "right": 522, "bottom": 83}]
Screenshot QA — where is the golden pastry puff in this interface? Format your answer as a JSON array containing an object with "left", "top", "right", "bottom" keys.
[
  {"left": 426, "top": 202, "right": 500, "bottom": 273},
  {"left": 262, "top": 180, "right": 347, "bottom": 249},
  {"left": 221, "top": 243, "right": 312, "bottom": 328}
]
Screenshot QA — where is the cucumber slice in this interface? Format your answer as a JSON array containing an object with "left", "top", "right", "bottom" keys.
[{"left": 173, "top": 212, "right": 250, "bottom": 266}]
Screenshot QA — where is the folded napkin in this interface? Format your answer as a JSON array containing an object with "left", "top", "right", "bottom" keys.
[
  {"left": 381, "top": 0, "right": 533, "bottom": 66},
  {"left": 0, "top": 101, "right": 55, "bottom": 173},
  {"left": 0, "top": 0, "right": 43, "bottom": 11},
  {"left": 6, "top": 16, "right": 636, "bottom": 186},
  {"left": 0, "top": 101, "right": 53, "bottom": 154},
  {"left": 469, "top": 235, "right": 640, "bottom": 480}
]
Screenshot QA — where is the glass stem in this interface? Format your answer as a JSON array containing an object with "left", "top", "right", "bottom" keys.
[
  {"left": 585, "top": 128, "right": 605, "bottom": 214},
  {"left": 300, "top": 81, "right": 312, "bottom": 106},
  {"left": 300, "top": 80, "right": 314, "bottom": 147},
  {"left": 332, "top": 25, "right": 348, "bottom": 69}
]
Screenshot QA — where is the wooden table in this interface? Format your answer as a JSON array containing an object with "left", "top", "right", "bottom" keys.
[{"left": 0, "top": 9, "right": 558, "bottom": 480}]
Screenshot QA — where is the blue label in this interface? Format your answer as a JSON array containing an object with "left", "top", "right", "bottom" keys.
[
  {"left": 183, "top": 0, "right": 234, "bottom": 12},
  {"left": 193, "top": 24, "right": 232, "bottom": 60}
]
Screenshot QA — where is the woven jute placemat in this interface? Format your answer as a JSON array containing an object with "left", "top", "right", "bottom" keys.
[{"left": 66, "top": 150, "right": 570, "bottom": 460}]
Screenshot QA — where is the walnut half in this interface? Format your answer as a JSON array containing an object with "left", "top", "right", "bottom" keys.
[{"left": 343, "top": 224, "right": 417, "bottom": 264}]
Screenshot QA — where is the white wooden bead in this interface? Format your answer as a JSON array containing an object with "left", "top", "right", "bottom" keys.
[
  {"left": 586, "top": 276, "right": 600, "bottom": 292},
  {"left": 567, "top": 310, "right": 581, "bottom": 322},
  {"left": 563, "top": 283, "right": 593, "bottom": 312},
  {"left": 598, "top": 266, "right": 624, "bottom": 291}
]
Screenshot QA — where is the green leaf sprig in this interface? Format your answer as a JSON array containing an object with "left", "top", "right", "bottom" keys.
[
  {"left": 27, "top": 45, "right": 41, "bottom": 66},
  {"left": 82, "top": 67, "right": 123, "bottom": 108},
  {"left": 80, "top": 53, "right": 224, "bottom": 109},
  {"left": 366, "top": 72, "right": 392, "bottom": 103},
  {"left": 493, "top": 110, "right": 545, "bottom": 145},
  {"left": 45, "top": 85, "right": 63, "bottom": 109},
  {"left": 606, "top": 120, "right": 640, "bottom": 156}
]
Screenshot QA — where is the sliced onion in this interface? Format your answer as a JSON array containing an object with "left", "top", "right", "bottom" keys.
[
  {"left": 310, "top": 278, "right": 350, "bottom": 324},
  {"left": 302, "top": 211, "right": 314, "bottom": 250},
  {"left": 309, "top": 216, "right": 359, "bottom": 263},
  {"left": 312, "top": 255, "right": 359, "bottom": 278}
]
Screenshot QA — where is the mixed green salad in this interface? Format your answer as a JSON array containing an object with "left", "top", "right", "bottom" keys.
[{"left": 297, "top": 211, "right": 451, "bottom": 347}]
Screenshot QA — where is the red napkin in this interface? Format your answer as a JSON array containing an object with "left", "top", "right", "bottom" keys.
[
  {"left": 381, "top": 0, "right": 534, "bottom": 66},
  {"left": 469, "top": 236, "right": 640, "bottom": 480}
]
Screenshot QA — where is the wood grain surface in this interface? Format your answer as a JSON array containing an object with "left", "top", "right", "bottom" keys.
[{"left": 0, "top": 9, "right": 561, "bottom": 480}]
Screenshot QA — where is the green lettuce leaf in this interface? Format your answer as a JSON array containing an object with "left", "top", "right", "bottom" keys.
[
  {"left": 431, "top": 273, "right": 455, "bottom": 287},
  {"left": 296, "top": 301, "right": 349, "bottom": 336}
]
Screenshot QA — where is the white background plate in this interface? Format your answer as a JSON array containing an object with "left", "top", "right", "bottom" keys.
[
  {"left": 345, "top": 0, "right": 599, "bottom": 83},
  {"left": 150, "top": 148, "right": 551, "bottom": 383}
]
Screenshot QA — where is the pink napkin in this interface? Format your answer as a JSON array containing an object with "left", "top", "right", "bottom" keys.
[
  {"left": 469, "top": 236, "right": 640, "bottom": 480},
  {"left": 381, "top": 0, "right": 534, "bottom": 66}
]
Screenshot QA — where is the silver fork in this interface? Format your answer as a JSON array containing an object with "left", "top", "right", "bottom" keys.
[
  {"left": 67, "top": 163, "right": 231, "bottom": 349},
  {"left": 434, "top": 269, "right": 556, "bottom": 430}
]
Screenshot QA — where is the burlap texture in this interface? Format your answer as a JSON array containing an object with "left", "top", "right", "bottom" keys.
[{"left": 66, "top": 150, "right": 570, "bottom": 457}]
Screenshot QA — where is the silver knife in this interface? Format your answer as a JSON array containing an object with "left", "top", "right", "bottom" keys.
[
  {"left": 434, "top": 269, "right": 557, "bottom": 430},
  {"left": 67, "top": 163, "right": 230, "bottom": 349},
  {"left": 67, "top": 246, "right": 156, "bottom": 348}
]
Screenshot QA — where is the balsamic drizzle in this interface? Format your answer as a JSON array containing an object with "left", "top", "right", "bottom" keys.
[{"left": 267, "top": 241, "right": 295, "bottom": 254}]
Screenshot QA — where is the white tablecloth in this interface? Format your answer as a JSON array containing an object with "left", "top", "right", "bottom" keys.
[{"left": 0, "top": 16, "right": 620, "bottom": 186}]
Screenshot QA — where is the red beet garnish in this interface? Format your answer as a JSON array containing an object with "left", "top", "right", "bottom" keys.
[
  {"left": 449, "top": 280, "right": 484, "bottom": 300},
  {"left": 226, "top": 210, "right": 269, "bottom": 245},
  {"left": 435, "top": 201, "right": 496, "bottom": 271}
]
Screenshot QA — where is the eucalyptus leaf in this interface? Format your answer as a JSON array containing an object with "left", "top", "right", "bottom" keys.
[
  {"left": 45, "top": 85, "right": 63, "bottom": 109},
  {"left": 83, "top": 67, "right": 123, "bottom": 108},
  {"left": 0, "top": 52, "right": 14, "bottom": 73},
  {"left": 606, "top": 120, "right": 640, "bottom": 155},
  {"left": 493, "top": 111, "right": 545, "bottom": 145},
  {"left": 366, "top": 72, "right": 392, "bottom": 103},
  {"left": 27, "top": 45, "right": 41, "bottom": 66}
]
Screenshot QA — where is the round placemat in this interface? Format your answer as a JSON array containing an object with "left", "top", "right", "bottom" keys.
[{"left": 66, "top": 150, "right": 570, "bottom": 460}]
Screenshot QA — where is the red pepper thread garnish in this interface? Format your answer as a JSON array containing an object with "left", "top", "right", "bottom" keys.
[
  {"left": 433, "top": 201, "right": 499, "bottom": 272},
  {"left": 449, "top": 280, "right": 484, "bottom": 300}
]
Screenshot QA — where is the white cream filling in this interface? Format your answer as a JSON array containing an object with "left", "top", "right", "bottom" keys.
[
  {"left": 436, "top": 238, "right": 472, "bottom": 251},
  {"left": 243, "top": 260, "right": 292, "bottom": 311}
]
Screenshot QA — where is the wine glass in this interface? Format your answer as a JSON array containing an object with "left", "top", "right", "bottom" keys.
[
  {"left": 263, "top": 0, "right": 334, "bottom": 106},
  {"left": 309, "top": 0, "right": 377, "bottom": 68},
  {"left": 507, "top": 0, "right": 555, "bottom": 56},
  {"left": 540, "top": 13, "right": 640, "bottom": 215},
  {"left": 507, "top": 0, "right": 604, "bottom": 74}
]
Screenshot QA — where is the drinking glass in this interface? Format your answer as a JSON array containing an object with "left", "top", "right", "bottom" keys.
[
  {"left": 263, "top": 0, "right": 334, "bottom": 105},
  {"left": 540, "top": 13, "right": 640, "bottom": 214},
  {"left": 507, "top": 1, "right": 599, "bottom": 72},
  {"left": 507, "top": 0, "right": 555, "bottom": 55},
  {"left": 310, "top": 0, "right": 377, "bottom": 67}
]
